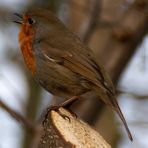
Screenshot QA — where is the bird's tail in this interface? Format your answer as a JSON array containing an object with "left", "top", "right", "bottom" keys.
[{"left": 108, "top": 95, "right": 133, "bottom": 141}]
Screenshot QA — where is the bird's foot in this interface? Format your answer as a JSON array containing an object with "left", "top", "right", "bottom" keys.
[
  {"left": 43, "top": 96, "right": 79, "bottom": 124},
  {"left": 67, "top": 108, "right": 77, "bottom": 118},
  {"left": 43, "top": 105, "right": 70, "bottom": 124}
]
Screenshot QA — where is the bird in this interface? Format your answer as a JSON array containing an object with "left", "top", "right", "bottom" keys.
[{"left": 14, "top": 8, "right": 133, "bottom": 141}]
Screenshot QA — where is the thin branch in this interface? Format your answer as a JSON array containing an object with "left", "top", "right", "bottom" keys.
[
  {"left": 0, "top": 99, "right": 44, "bottom": 148},
  {"left": 117, "top": 90, "right": 148, "bottom": 99},
  {"left": 83, "top": 0, "right": 102, "bottom": 43},
  {"left": 0, "top": 99, "right": 35, "bottom": 131}
]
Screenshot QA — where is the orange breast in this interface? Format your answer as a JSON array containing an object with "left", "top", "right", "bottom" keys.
[{"left": 19, "top": 24, "right": 36, "bottom": 76}]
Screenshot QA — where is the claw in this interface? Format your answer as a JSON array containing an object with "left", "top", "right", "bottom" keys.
[
  {"left": 42, "top": 96, "right": 79, "bottom": 124},
  {"left": 43, "top": 106, "right": 71, "bottom": 124},
  {"left": 59, "top": 113, "right": 71, "bottom": 122},
  {"left": 67, "top": 108, "right": 77, "bottom": 119}
]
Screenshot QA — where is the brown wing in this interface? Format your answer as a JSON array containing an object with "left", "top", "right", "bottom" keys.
[{"left": 37, "top": 41, "right": 115, "bottom": 95}]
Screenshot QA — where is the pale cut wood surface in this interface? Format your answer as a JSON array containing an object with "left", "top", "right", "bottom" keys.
[{"left": 39, "top": 107, "right": 111, "bottom": 148}]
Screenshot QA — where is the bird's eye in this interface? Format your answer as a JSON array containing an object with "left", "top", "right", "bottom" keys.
[{"left": 28, "top": 18, "right": 35, "bottom": 25}]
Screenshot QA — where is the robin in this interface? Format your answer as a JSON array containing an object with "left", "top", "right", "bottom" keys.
[{"left": 14, "top": 8, "right": 133, "bottom": 141}]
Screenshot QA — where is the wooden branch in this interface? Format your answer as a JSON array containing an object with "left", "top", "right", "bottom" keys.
[
  {"left": 38, "top": 108, "right": 111, "bottom": 148},
  {"left": 0, "top": 99, "right": 35, "bottom": 131},
  {"left": 104, "top": 0, "right": 148, "bottom": 81},
  {"left": 117, "top": 90, "right": 148, "bottom": 100},
  {"left": 82, "top": 0, "right": 102, "bottom": 43}
]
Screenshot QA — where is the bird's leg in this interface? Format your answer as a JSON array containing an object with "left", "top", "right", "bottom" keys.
[
  {"left": 59, "top": 96, "right": 79, "bottom": 108},
  {"left": 60, "top": 96, "right": 79, "bottom": 118},
  {"left": 43, "top": 96, "right": 79, "bottom": 124}
]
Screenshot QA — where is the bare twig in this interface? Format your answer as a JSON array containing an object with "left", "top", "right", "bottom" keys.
[
  {"left": 0, "top": 99, "right": 35, "bottom": 131},
  {"left": 83, "top": 0, "right": 102, "bottom": 43},
  {"left": 117, "top": 90, "right": 148, "bottom": 100},
  {"left": 0, "top": 99, "right": 44, "bottom": 148}
]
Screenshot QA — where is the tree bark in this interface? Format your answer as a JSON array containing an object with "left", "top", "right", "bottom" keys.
[{"left": 38, "top": 108, "right": 111, "bottom": 148}]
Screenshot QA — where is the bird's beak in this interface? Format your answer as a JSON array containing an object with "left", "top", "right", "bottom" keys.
[{"left": 13, "top": 13, "right": 23, "bottom": 24}]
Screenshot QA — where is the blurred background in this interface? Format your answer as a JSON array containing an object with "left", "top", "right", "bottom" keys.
[{"left": 0, "top": 0, "right": 148, "bottom": 147}]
